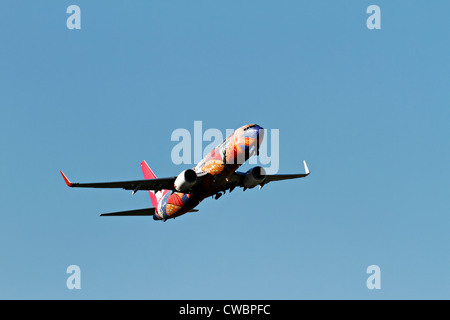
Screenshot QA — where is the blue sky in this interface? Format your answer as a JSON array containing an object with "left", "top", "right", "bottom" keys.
[{"left": 0, "top": 1, "right": 449, "bottom": 299}]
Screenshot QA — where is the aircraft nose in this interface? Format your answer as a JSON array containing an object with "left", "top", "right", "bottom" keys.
[
  {"left": 240, "top": 124, "right": 265, "bottom": 147},
  {"left": 253, "top": 124, "right": 264, "bottom": 142}
]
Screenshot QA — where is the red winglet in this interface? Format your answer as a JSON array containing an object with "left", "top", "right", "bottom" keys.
[{"left": 60, "top": 171, "right": 73, "bottom": 187}]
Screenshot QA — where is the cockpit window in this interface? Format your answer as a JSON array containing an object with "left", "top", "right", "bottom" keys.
[{"left": 243, "top": 124, "right": 257, "bottom": 131}]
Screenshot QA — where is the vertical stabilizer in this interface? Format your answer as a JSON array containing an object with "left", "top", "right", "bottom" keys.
[{"left": 140, "top": 161, "right": 159, "bottom": 208}]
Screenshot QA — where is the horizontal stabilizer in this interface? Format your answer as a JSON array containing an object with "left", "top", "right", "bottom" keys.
[
  {"left": 100, "top": 208, "right": 156, "bottom": 217},
  {"left": 100, "top": 208, "right": 199, "bottom": 216}
]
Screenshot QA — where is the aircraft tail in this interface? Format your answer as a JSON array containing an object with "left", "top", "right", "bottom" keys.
[{"left": 140, "top": 160, "right": 163, "bottom": 208}]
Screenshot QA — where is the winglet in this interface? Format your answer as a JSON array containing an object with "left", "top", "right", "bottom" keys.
[
  {"left": 60, "top": 171, "right": 73, "bottom": 187},
  {"left": 303, "top": 160, "right": 310, "bottom": 175}
]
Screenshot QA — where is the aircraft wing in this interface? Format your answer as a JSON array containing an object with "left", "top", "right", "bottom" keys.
[
  {"left": 263, "top": 160, "right": 310, "bottom": 183},
  {"left": 60, "top": 171, "right": 177, "bottom": 193},
  {"left": 231, "top": 160, "right": 310, "bottom": 189}
]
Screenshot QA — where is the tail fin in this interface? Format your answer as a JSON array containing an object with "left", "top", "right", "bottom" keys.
[
  {"left": 141, "top": 160, "right": 157, "bottom": 180},
  {"left": 140, "top": 161, "right": 159, "bottom": 208}
]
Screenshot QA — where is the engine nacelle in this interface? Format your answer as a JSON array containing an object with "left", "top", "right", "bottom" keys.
[
  {"left": 174, "top": 169, "right": 197, "bottom": 192},
  {"left": 243, "top": 166, "right": 266, "bottom": 189}
]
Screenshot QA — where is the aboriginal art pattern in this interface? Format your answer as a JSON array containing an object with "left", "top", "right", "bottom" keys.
[{"left": 156, "top": 124, "right": 263, "bottom": 220}]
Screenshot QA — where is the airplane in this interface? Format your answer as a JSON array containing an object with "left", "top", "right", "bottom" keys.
[{"left": 60, "top": 124, "right": 310, "bottom": 221}]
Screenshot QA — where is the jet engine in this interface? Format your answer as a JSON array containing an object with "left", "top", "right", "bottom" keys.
[
  {"left": 174, "top": 169, "right": 197, "bottom": 192},
  {"left": 243, "top": 166, "right": 266, "bottom": 189}
]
